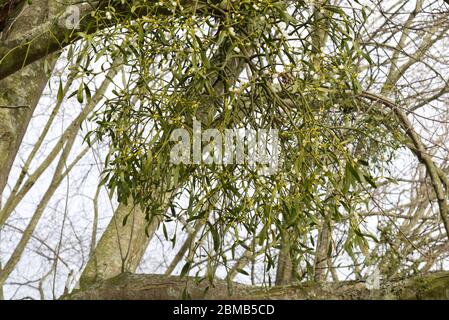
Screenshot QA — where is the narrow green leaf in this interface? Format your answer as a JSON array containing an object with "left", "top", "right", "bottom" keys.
[
  {"left": 77, "top": 82, "right": 84, "bottom": 103},
  {"left": 236, "top": 268, "right": 249, "bottom": 276},
  {"left": 180, "top": 261, "right": 191, "bottom": 277},
  {"left": 57, "top": 79, "right": 64, "bottom": 103}
]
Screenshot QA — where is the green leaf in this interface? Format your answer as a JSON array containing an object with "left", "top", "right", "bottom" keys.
[
  {"left": 180, "top": 261, "right": 191, "bottom": 278},
  {"left": 122, "top": 213, "right": 130, "bottom": 226},
  {"left": 364, "top": 174, "right": 377, "bottom": 189},
  {"left": 236, "top": 268, "right": 249, "bottom": 276},
  {"left": 343, "top": 164, "right": 352, "bottom": 193},
  {"left": 208, "top": 222, "right": 220, "bottom": 252},
  {"left": 347, "top": 162, "right": 362, "bottom": 183},
  {"left": 57, "top": 79, "right": 64, "bottom": 103},
  {"left": 84, "top": 84, "right": 91, "bottom": 101},
  {"left": 162, "top": 223, "right": 168, "bottom": 240},
  {"left": 77, "top": 82, "right": 84, "bottom": 103}
]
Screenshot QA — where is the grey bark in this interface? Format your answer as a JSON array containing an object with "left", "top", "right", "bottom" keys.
[{"left": 65, "top": 271, "right": 449, "bottom": 300}]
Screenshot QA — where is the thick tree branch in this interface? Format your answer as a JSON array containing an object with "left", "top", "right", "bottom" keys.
[{"left": 63, "top": 271, "right": 449, "bottom": 300}]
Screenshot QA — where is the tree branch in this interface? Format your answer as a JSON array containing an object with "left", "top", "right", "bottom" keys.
[{"left": 63, "top": 271, "right": 449, "bottom": 300}]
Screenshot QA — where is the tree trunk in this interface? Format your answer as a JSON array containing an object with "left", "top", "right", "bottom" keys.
[
  {"left": 79, "top": 202, "right": 160, "bottom": 289},
  {"left": 0, "top": 0, "right": 57, "bottom": 199}
]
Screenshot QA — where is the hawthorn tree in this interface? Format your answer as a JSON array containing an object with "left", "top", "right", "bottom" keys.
[{"left": 1, "top": 0, "right": 449, "bottom": 300}]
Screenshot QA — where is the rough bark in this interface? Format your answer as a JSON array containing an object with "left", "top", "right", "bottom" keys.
[{"left": 64, "top": 271, "right": 449, "bottom": 300}]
